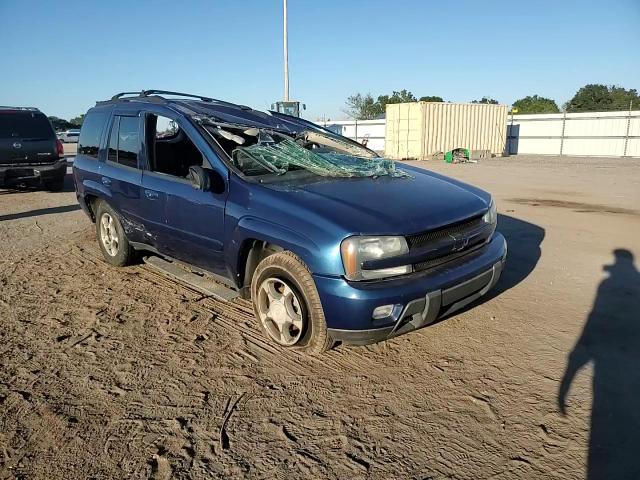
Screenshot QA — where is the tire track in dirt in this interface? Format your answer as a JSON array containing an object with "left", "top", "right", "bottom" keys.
[{"left": 0, "top": 226, "right": 587, "bottom": 479}]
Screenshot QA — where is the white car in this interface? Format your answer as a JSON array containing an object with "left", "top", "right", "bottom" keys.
[{"left": 57, "top": 129, "right": 80, "bottom": 143}]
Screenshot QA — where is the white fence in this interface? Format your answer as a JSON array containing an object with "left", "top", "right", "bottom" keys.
[
  {"left": 507, "top": 110, "right": 640, "bottom": 157},
  {"left": 319, "top": 110, "right": 640, "bottom": 158}
]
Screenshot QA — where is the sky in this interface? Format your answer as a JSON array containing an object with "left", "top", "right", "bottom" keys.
[{"left": 1, "top": 0, "right": 638, "bottom": 121}]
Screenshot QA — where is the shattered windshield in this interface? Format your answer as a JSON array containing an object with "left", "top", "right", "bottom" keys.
[
  {"left": 234, "top": 137, "right": 408, "bottom": 178},
  {"left": 200, "top": 121, "right": 409, "bottom": 179}
]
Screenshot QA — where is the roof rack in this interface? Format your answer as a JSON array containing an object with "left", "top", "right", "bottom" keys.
[
  {"left": 110, "top": 90, "right": 214, "bottom": 102},
  {"left": 110, "top": 91, "right": 144, "bottom": 100},
  {"left": 104, "top": 90, "right": 254, "bottom": 111}
]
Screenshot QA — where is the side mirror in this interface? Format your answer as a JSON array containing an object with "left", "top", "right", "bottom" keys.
[
  {"left": 187, "top": 166, "right": 211, "bottom": 191},
  {"left": 187, "top": 166, "right": 225, "bottom": 194}
]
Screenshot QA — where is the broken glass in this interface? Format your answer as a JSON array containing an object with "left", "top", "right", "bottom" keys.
[{"left": 234, "top": 138, "right": 409, "bottom": 178}]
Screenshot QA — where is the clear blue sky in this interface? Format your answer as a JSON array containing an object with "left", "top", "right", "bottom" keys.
[{"left": 1, "top": 0, "right": 638, "bottom": 121}]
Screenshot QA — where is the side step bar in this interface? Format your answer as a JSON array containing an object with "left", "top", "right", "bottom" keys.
[{"left": 144, "top": 256, "right": 239, "bottom": 301}]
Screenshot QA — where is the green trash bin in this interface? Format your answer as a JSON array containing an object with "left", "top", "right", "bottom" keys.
[{"left": 445, "top": 148, "right": 470, "bottom": 163}]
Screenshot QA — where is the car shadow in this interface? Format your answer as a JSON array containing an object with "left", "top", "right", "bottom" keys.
[
  {"left": 0, "top": 204, "right": 80, "bottom": 222},
  {"left": 60, "top": 171, "right": 76, "bottom": 192},
  {"left": 558, "top": 249, "right": 640, "bottom": 479},
  {"left": 492, "top": 212, "right": 545, "bottom": 295},
  {"left": 437, "top": 213, "right": 545, "bottom": 322}
]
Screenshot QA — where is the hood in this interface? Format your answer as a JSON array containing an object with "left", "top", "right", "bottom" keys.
[{"left": 261, "top": 164, "right": 491, "bottom": 236}]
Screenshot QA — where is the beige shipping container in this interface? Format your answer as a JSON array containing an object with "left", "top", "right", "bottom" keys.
[{"left": 385, "top": 102, "right": 508, "bottom": 159}]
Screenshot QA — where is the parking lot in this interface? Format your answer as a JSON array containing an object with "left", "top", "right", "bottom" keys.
[{"left": 1, "top": 155, "right": 639, "bottom": 479}]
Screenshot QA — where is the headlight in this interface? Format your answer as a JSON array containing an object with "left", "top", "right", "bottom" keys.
[
  {"left": 483, "top": 199, "right": 497, "bottom": 226},
  {"left": 341, "top": 236, "right": 411, "bottom": 281}
]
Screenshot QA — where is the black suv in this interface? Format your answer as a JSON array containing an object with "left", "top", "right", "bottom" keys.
[{"left": 0, "top": 107, "right": 67, "bottom": 190}]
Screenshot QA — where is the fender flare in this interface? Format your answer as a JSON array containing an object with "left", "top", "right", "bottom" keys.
[{"left": 228, "top": 216, "right": 325, "bottom": 283}]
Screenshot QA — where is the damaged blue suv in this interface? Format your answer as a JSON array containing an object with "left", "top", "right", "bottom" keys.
[{"left": 73, "top": 90, "right": 506, "bottom": 354}]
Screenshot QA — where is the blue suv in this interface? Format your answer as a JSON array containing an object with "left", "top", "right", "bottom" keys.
[{"left": 73, "top": 90, "right": 507, "bottom": 354}]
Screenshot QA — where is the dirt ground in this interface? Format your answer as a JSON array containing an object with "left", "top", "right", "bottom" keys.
[{"left": 1, "top": 155, "right": 639, "bottom": 479}]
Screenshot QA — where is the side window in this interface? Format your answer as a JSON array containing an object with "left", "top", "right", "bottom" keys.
[
  {"left": 146, "top": 114, "right": 204, "bottom": 179},
  {"left": 107, "top": 115, "right": 140, "bottom": 169},
  {"left": 78, "top": 111, "right": 108, "bottom": 158}
]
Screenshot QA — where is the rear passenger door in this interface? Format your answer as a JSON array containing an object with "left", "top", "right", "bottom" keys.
[{"left": 99, "top": 114, "right": 145, "bottom": 243}]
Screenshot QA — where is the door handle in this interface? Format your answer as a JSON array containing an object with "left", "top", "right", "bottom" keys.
[
  {"left": 144, "top": 189, "right": 159, "bottom": 200},
  {"left": 101, "top": 176, "right": 112, "bottom": 186}
]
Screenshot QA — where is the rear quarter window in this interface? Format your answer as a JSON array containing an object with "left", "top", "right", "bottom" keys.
[{"left": 78, "top": 111, "right": 109, "bottom": 158}]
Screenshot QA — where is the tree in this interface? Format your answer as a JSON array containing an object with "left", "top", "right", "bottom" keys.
[
  {"left": 564, "top": 84, "right": 639, "bottom": 112},
  {"left": 377, "top": 90, "right": 417, "bottom": 107},
  {"left": 471, "top": 97, "right": 499, "bottom": 104},
  {"left": 344, "top": 90, "right": 446, "bottom": 118},
  {"left": 48, "top": 116, "right": 74, "bottom": 131},
  {"left": 69, "top": 114, "right": 85, "bottom": 127},
  {"left": 419, "top": 96, "right": 444, "bottom": 102},
  {"left": 343, "top": 93, "right": 384, "bottom": 120},
  {"left": 512, "top": 95, "right": 560, "bottom": 114}
]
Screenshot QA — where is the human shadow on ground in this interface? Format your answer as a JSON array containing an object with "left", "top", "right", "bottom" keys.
[{"left": 559, "top": 249, "right": 640, "bottom": 480}]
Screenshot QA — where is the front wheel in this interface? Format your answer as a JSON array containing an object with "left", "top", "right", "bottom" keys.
[{"left": 251, "top": 251, "right": 333, "bottom": 354}]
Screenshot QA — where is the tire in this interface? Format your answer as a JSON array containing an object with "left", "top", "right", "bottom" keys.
[
  {"left": 251, "top": 251, "right": 333, "bottom": 355},
  {"left": 94, "top": 200, "right": 135, "bottom": 267},
  {"left": 44, "top": 176, "right": 65, "bottom": 192}
]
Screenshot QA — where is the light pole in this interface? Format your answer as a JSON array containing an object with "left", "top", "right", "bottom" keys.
[{"left": 283, "top": 0, "right": 289, "bottom": 102}]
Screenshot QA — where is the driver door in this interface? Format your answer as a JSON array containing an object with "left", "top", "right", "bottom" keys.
[{"left": 140, "top": 112, "right": 229, "bottom": 277}]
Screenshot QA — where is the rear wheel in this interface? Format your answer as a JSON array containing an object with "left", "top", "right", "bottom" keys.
[
  {"left": 95, "top": 200, "right": 135, "bottom": 267},
  {"left": 251, "top": 251, "right": 333, "bottom": 354}
]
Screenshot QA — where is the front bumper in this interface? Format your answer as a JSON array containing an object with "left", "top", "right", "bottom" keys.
[
  {"left": 316, "top": 233, "right": 507, "bottom": 345},
  {"left": 0, "top": 159, "right": 67, "bottom": 186}
]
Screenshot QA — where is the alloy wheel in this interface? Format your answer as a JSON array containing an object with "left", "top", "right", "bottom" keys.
[
  {"left": 256, "top": 277, "right": 305, "bottom": 346},
  {"left": 100, "top": 213, "right": 119, "bottom": 257}
]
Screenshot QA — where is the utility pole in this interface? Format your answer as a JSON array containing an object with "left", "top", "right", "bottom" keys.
[
  {"left": 273, "top": 0, "right": 302, "bottom": 117},
  {"left": 283, "top": 0, "right": 289, "bottom": 101}
]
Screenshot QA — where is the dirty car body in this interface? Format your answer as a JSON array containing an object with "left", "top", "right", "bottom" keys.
[{"left": 73, "top": 91, "right": 506, "bottom": 348}]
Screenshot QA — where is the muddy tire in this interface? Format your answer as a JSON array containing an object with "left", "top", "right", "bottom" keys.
[
  {"left": 94, "top": 200, "right": 135, "bottom": 267},
  {"left": 251, "top": 251, "right": 333, "bottom": 355}
]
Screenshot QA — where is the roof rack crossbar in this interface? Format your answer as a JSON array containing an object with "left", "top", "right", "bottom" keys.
[
  {"left": 111, "top": 91, "right": 145, "bottom": 100},
  {"left": 140, "top": 90, "right": 214, "bottom": 103},
  {"left": 105, "top": 90, "right": 253, "bottom": 110}
]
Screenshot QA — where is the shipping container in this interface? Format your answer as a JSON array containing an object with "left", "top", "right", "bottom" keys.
[{"left": 385, "top": 102, "right": 508, "bottom": 159}]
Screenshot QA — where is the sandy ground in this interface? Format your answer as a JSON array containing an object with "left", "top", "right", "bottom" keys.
[{"left": 0, "top": 155, "right": 639, "bottom": 479}]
